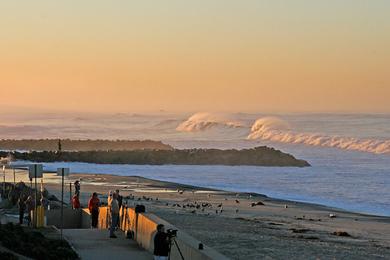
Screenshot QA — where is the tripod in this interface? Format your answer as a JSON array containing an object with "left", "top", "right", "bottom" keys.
[{"left": 168, "top": 237, "right": 184, "bottom": 260}]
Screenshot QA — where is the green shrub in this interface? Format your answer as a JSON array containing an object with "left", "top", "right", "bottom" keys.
[
  {"left": 0, "top": 223, "right": 78, "bottom": 260},
  {"left": 0, "top": 251, "right": 18, "bottom": 260}
]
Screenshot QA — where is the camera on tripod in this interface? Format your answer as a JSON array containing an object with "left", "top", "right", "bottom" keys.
[
  {"left": 166, "top": 229, "right": 184, "bottom": 260},
  {"left": 166, "top": 228, "right": 178, "bottom": 238}
]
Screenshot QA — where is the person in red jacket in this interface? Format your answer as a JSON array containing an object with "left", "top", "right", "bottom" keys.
[
  {"left": 88, "top": 192, "right": 100, "bottom": 228},
  {"left": 72, "top": 193, "right": 81, "bottom": 209}
]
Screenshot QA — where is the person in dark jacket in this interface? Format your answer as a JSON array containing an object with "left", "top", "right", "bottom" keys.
[
  {"left": 18, "top": 195, "right": 26, "bottom": 224},
  {"left": 74, "top": 180, "right": 81, "bottom": 196},
  {"left": 115, "top": 189, "right": 123, "bottom": 228},
  {"left": 25, "top": 195, "right": 35, "bottom": 226},
  {"left": 154, "top": 224, "right": 170, "bottom": 260}
]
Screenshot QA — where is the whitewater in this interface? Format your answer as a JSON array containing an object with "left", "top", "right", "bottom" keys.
[{"left": 1, "top": 111, "right": 390, "bottom": 216}]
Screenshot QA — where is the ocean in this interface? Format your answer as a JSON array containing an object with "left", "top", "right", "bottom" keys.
[{"left": 2, "top": 111, "right": 390, "bottom": 216}]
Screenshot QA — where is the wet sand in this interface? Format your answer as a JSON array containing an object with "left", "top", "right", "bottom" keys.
[{"left": 3, "top": 169, "right": 390, "bottom": 259}]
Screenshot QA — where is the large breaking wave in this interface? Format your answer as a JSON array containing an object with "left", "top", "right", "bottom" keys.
[
  {"left": 248, "top": 117, "right": 390, "bottom": 154},
  {"left": 176, "top": 112, "right": 246, "bottom": 132},
  {"left": 2, "top": 110, "right": 389, "bottom": 155}
]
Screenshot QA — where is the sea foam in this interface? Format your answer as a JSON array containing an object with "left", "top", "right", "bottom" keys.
[{"left": 248, "top": 117, "right": 390, "bottom": 154}]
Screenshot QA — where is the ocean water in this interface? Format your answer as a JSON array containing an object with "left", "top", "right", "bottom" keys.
[{"left": 2, "top": 111, "right": 390, "bottom": 216}]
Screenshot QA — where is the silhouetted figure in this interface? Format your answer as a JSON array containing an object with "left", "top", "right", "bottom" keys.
[
  {"left": 25, "top": 195, "right": 35, "bottom": 226},
  {"left": 74, "top": 180, "right": 80, "bottom": 196},
  {"left": 40, "top": 195, "right": 49, "bottom": 210},
  {"left": 115, "top": 189, "right": 123, "bottom": 227},
  {"left": 18, "top": 195, "right": 26, "bottom": 224},
  {"left": 154, "top": 224, "right": 169, "bottom": 260},
  {"left": 58, "top": 139, "right": 62, "bottom": 153}
]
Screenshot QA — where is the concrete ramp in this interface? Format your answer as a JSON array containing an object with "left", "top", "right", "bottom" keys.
[{"left": 63, "top": 229, "right": 151, "bottom": 260}]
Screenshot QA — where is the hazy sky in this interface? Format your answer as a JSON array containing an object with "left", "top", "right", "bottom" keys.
[{"left": 1, "top": 1, "right": 389, "bottom": 113}]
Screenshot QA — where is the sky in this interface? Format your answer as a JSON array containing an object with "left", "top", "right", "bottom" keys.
[{"left": 1, "top": 1, "right": 389, "bottom": 113}]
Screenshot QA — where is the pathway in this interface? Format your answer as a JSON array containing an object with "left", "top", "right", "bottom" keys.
[{"left": 63, "top": 229, "right": 152, "bottom": 260}]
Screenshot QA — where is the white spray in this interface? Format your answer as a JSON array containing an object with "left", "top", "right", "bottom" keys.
[
  {"left": 248, "top": 117, "right": 390, "bottom": 154},
  {"left": 176, "top": 112, "right": 246, "bottom": 132}
]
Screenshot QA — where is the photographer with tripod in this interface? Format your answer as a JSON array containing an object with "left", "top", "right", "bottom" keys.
[
  {"left": 154, "top": 224, "right": 184, "bottom": 260},
  {"left": 154, "top": 224, "right": 170, "bottom": 260}
]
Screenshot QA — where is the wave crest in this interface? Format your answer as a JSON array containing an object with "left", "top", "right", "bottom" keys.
[
  {"left": 177, "top": 112, "right": 245, "bottom": 132},
  {"left": 250, "top": 117, "right": 290, "bottom": 133},
  {"left": 248, "top": 117, "right": 390, "bottom": 154}
]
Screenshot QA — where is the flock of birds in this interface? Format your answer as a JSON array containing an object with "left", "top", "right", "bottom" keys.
[
  {"left": 125, "top": 189, "right": 268, "bottom": 216},
  {"left": 124, "top": 190, "right": 338, "bottom": 222}
]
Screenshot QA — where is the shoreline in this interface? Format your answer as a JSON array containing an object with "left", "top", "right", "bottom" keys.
[
  {"left": 130, "top": 175, "right": 390, "bottom": 219},
  {"left": 5, "top": 167, "right": 390, "bottom": 218},
  {"left": 11, "top": 158, "right": 390, "bottom": 217},
  {"left": 72, "top": 172, "right": 390, "bottom": 218},
  {"left": 2, "top": 169, "right": 390, "bottom": 259}
]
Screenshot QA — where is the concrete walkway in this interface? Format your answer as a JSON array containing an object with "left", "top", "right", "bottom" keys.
[{"left": 63, "top": 229, "right": 152, "bottom": 260}]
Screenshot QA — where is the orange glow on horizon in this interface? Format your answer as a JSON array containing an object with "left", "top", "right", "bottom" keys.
[{"left": 0, "top": 1, "right": 389, "bottom": 113}]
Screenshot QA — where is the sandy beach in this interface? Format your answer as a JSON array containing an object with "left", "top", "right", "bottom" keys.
[{"left": 3, "top": 169, "right": 389, "bottom": 259}]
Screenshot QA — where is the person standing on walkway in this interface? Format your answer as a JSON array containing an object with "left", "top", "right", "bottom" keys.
[
  {"left": 115, "top": 189, "right": 123, "bottom": 228},
  {"left": 109, "top": 192, "right": 119, "bottom": 238},
  {"left": 107, "top": 190, "right": 113, "bottom": 205},
  {"left": 88, "top": 192, "right": 100, "bottom": 228},
  {"left": 40, "top": 194, "right": 49, "bottom": 210},
  {"left": 74, "top": 180, "right": 81, "bottom": 196},
  {"left": 115, "top": 189, "right": 123, "bottom": 209},
  {"left": 72, "top": 193, "right": 81, "bottom": 209},
  {"left": 154, "top": 224, "right": 170, "bottom": 260},
  {"left": 18, "top": 195, "right": 26, "bottom": 224},
  {"left": 107, "top": 191, "right": 113, "bottom": 227},
  {"left": 25, "top": 195, "right": 35, "bottom": 227}
]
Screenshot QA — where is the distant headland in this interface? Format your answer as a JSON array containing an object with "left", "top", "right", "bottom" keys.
[
  {"left": 0, "top": 139, "right": 173, "bottom": 151},
  {"left": 0, "top": 144, "right": 310, "bottom": 167}
]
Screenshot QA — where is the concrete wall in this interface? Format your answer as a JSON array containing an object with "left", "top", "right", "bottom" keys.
[
  {"left": 47, "top": 208, "right": 103, "bottom": 229},
  {"left": 81, "top": 209, "right": 92, "bottom": 228},
  {"left": 120, "top": 206, "right": 137, "bottom": 231},
  {"left": 120, "top": 207, "right": 228, "bottom": 260},
  {"left": 46, "top": 208, "right": 82, "bottom": 229},
  {"left": 48, "top": 206, "right": 228, "bottom": 260},
  {"left": 97, "top": 206, "right": 110, "bottom": 229},
  {"left": 135, "top": 213, "right": 157, "bottom": 250}
]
